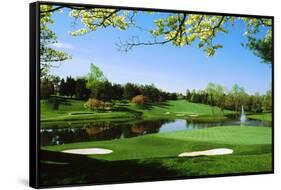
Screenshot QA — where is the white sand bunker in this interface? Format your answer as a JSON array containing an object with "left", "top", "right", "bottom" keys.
[
  {"left": 62, "top": 148, "right": 113, "bottom": 155},
  {"left": 178, "top": 148, "right": 233, "bottom": 157}
]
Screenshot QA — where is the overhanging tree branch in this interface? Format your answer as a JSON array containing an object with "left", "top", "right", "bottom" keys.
[{"left": 117, "top": 13, "right": 187, "bottom": 52}]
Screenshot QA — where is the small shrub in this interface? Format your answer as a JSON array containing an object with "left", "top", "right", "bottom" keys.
[
  {"left": 132, "top": 95, "right": 147, "bottom": 105},
  {"left": 86, "top": 98, "right": 105, "bottom": 110}
]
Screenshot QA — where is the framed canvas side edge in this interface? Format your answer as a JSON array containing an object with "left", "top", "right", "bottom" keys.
[{"left": 29, "top": 1, "right": 40, "bottom": 189}]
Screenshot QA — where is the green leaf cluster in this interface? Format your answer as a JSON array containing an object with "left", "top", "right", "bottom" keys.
[{"left": 40, "top": 5, "right": 71, "bottom": 78}]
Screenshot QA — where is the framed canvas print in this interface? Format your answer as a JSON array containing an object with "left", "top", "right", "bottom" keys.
[{"left": 29, "top": 1, "right": 274, "bottom": 188}]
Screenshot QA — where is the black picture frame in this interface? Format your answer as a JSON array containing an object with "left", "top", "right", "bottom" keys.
[{"left": 30, "top": 1, "right": 274, "bottom": 188}]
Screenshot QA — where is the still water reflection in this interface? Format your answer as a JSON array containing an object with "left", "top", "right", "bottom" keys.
[{"left": 40, "top": 119, "right": 271, "bottom": 146}]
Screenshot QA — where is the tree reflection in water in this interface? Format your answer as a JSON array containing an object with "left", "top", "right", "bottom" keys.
[{"left": 40, "top": 120, "right": 170, "bottom": 146}]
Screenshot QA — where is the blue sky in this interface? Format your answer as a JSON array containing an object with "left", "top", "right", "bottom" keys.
[{"left": 48, "top": 8, "right": 272, "bottom": 95}]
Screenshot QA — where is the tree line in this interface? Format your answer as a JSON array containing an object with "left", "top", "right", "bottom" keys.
[
  {"left": 41, "top": 64, "right": 272, "bottom": 113},
  {"left": 41, "top": 76, "right": 272, "bottom": 113},
  {"left": 41, "top": 77, "right": 178, "bottom": 102},
  {"left": 186, "top": 83, "right": 272, "bottom": 113}
]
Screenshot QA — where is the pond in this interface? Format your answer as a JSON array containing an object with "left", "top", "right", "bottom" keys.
[{"left": 40, "top": 118, "right": 271, "bottom": 146}]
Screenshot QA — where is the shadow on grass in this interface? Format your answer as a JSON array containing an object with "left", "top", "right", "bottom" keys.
[
  {"left": 40, "top": 150, "right": 179, "bottom": 187},
  {"left": 46, "top": 96, "right": 72, "bottom": 107},
  {"left": 141, "top": 101, "right": 171, "bottom": 110},
  {"left": 112, "top": 106, "right": 143, "bottom": 118},
  {"left": 115, "top": 101, "right": 171, "bottom": 112}
]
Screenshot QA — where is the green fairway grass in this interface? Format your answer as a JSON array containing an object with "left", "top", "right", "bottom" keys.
[
  {"left": 41, "top": 99, "right": 234, "bottom": 123},
  {"left": 42, "top": 126, "right": 272, "bottom": 160},
  {"left": 40, "top": 126, "right": 272, "bottom": 186},
  {"left": 247, "top": 113, "right": 272, "bottom": 122}
]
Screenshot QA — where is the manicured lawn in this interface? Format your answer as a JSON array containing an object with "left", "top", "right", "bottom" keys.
[
  {"left": 42, "top": 126, "right": 271, "bottom": 160},
  {"left": 40, "top": 126, "right": 272, "bottom": 186},
  {"left": 39, "top": 98, "right": 272, "bottom": 186},
  {"left": 40, "top": 99, "right": 86, "bottom": 120},
  {"left": 41, "top": 98, "right": 234, "bottom": 122},
  {"left": 40, "top": 99, "right": 136, "bottom": 122},
  {"left": 125, "top": 100, "right": 233, "bottom": 119},
  {"left": 247, "top": 113, "right": 272, "bottom": 122}
]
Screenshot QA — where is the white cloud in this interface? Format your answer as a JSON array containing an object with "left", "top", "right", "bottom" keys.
[{"left": 52, "top": 42, "right": 74, "bottom": 49}]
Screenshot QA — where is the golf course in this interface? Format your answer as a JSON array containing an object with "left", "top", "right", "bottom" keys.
[{"left": 40, "top": 97, "right": 272, "bottom": 187}]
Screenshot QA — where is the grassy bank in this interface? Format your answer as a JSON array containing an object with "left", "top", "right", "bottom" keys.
[
  {"left": 40, "top": 126, "right": 272, "bottom": 186},
  {"left": 247, "top": 113, "right": 272, "bottom": 122},
  {"left": 41, "top": 99, "right": 234, "bottom": 123}
]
